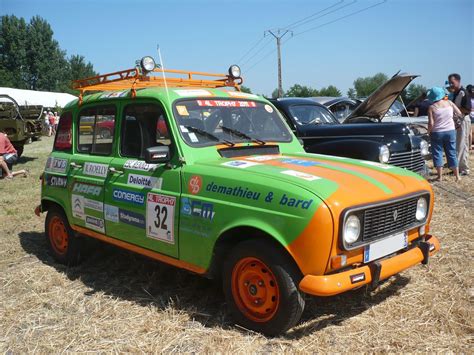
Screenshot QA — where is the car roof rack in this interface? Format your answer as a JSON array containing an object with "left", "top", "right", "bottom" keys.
[{"left": 72, "top": 66, "right": 243, "bottom": 105}]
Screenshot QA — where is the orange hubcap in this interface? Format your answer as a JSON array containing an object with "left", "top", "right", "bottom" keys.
[
  {"left": 231, "top": 257, "right": 280, "bottom": 322},
  {"left": 49, "top": 216, "right": 68, "bottom": 255}
]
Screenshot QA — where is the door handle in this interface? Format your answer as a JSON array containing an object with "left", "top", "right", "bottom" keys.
[
  {"left": 70, "top": 162, "right": 82, "bottom": 169},
  {"left": 108, "top": 167, "right": 124, "bottom": 175}
]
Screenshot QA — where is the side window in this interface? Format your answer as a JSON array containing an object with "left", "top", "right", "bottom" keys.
[
  {"left": 121, "top": 103, "right": 172, "bottom": 159},
  {"left": 77, "top": 105, "right": 116, "bottom": 155},
  {"left": 53, "top": 111, "right": 72, "bottom": 151}
]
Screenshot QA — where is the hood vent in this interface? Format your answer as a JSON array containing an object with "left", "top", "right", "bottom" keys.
[{"left": 218, "top": 145, "right": 280, "bottom": 158}]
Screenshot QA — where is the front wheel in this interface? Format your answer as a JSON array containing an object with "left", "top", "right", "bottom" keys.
[{"left": 223, "top": 239, "right": 305, "bottom": 336}]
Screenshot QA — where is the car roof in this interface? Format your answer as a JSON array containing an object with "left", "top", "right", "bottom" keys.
[
  {"left": 269, "top": 97, "right": 328, "bottom": 108},
  {"left": 310, "top": 96, "right": 359, "bottom": 107}
]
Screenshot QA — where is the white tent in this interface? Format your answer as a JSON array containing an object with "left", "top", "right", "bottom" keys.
[{"left": 0, "top": 87, "right": 77, "bottom": 108}]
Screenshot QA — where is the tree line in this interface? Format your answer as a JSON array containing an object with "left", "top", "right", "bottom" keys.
[{"left": 0, "top": 15, "right": 97, "bottom": 94}]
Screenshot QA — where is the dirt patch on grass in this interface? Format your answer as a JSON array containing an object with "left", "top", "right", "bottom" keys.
[{"left": 1, "top": 137, "right": 472, "bottom": 352}]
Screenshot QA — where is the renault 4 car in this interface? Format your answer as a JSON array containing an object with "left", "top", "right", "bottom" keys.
[{"left": 35, "top": 57, "right": 440, "bottom": 336}]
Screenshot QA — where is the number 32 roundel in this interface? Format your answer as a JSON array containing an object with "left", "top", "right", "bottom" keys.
[{"left": 146, "top": 193, "right": 176, "bottom": 244}]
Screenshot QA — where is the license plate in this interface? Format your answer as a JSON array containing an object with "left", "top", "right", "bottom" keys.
[{"left": 364, "top": 232, "right": 408, "bottom": 263}]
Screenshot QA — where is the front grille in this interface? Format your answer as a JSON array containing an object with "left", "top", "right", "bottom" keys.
[
  {"left": 388, "top": 150, "right": 425, "bottom": 173},
  {"left": 362, "top": 196, "right": 422, "bottom": 242}
]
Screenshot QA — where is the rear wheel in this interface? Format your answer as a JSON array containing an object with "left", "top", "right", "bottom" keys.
[
  {"left": 223, "top": 239, "right": 305, "bottom": 336},
  {"left": 45, "top": 207, "right": 83, "bottom": 266}
]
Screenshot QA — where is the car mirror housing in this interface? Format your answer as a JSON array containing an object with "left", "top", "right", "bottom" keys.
[{"left": 145, "top": 146, "right": 170, "bottom": 164}]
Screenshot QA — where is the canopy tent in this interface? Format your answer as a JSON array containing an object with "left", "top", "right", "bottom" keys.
[{"left": 0, "top": 87, "right": 77, "bottom": 108}]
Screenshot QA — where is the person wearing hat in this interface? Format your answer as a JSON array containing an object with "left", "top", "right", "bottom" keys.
[{"left": 427, "top": 86, "right": 462, "bottom": 182}]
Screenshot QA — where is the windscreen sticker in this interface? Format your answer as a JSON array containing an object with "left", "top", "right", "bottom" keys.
[
  {"left": 221, "top": 160, "right": 261, "bottom": 169},
  {"left": 280, "top": 170, "right": 321, "bottom": 181},
  {"left": 45, "top": 157, "right": 68, "bottom": 173},
  {"left": 176, "top": 105, "right": 189, "bottom": 116},
  {"left": 188, "top": 132, "right": 199, "bottom": 142},
  {"left": 83, "top": 162, "right": 109, "bottom": 178},
  {"left": 180, "top": 125, "right": 189, "bottom": 133},
  {"left": 84, "top": 198, "right": 103, "bottom": 212},
  {"left": 174, "top": 89, "right": 212, "bottom": 97},
  {"left": 72, "top": 182, "right": 102, "bottom": 196},
  {"left": 127, "top": 174, "right": 162, "bottom": 189},
  {"left": 196, "top": 100, "right": 257, "bottom": 108},
  {"left": 45, "top": 174, "right": 67, "bottom": 188},
  {"left": 123, "top": 160, "right": 157, "bottom": 172},
  {"left": 85, "top": 215, "right": 105, "bottom": 233},
  {"left": 71, "top": 194, "right": 85, "bottom": 220},
  {"left": 264, "top": 104, "right": 274, "bottom": 113},
  {"left": 227, "top": 91, "right": 259, "bottom": 99},
  {"left": 104, "top": 204, "right": 119, "bottom": 222},
  {"left": 112, "top": 188, "right": 145, "bottom": 205},
  {"left": 146, "top": 193, "right": 176, "bottom": 244}
]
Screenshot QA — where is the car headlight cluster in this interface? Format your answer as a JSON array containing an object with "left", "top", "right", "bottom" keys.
[
  {"left": 228, "top": 64, "right": 241, "bottom": 79},
  {"left": 420, "top": 140, "right": 430, "bottom": 156},
  {"left": 379, "top": 145, "right": 390, "bottom": 163},
  {"left": 343, "top": 215, "right": 361, "bottom": 245},
  {"left": 140, "top": 56, "right": 156, "bottom": 73},
  {"left": 416, "top": 197, "right": 428, "bottom": 221}
]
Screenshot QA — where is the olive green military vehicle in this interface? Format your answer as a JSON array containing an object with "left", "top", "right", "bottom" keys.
[{"left": 0, "top": 94, "right": 30, "bottom": 156}]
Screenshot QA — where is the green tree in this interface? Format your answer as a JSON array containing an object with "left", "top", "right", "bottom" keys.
[
  {"left": 240, "top": 85, "right": 252, "bottom": 94},
  {"left": 0, "top": 15, "right": 28, "bottom": 88},
  {"left": 353, "top": 73, "right": 388, "bottom": 97},
  {"left": 347, "top": 88, "right": 356, "bottom": 98},
  {"left": 401, "top": 83, "right": 427, "bottom": 104},
  {"left": 318, "top": 85, "right": 341, "bottom": 97},
  {"left": 271, "top": 88, "right": 279, "bottom": 98},
  {"left": 284, "top": 84, "right": 319, "bottom": 97}
]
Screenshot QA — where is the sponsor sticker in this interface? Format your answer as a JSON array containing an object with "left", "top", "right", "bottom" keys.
[
  {"left": 196, "top": 100, "right": 257, "bottom": 108},
  {"left": 71, "top": 194, "right": 85, "bottom": 219},
  {"left": 188, "top": 175, "right": 202, "bottom": 195},
  {"left": 84, "top": 198, "right": 103, "bottom": 212},
  {"left": 127, "top": 174, "right": 162, "bottom": 189},
  {"left": 188, "top": 132, "right": 199, "bottom": 143},
  {"left": 176, "top": 105, "right": 189, "bottom": 116},
  {"left": 104, "top": 204, "right": 119, "bottom": 222},
  {"left": 119, "top": 209, "right": 146, "bottom": 229},
  {"left": 174, "top": 89, "right": 212, "bottom": 97},
  {"left": 362, "top": 161, "right": 393, "bottom": 169},
  {"left": 101, "top": 90, "right": 128, "bottom": 99},
  {"left": 245, "top": 155, "right": 286, "bottom": 162},
  {"left": 181, "top": 197, "right": 215, "bottom": 220},
  {"left": 146, "top": 193, "right": 176, "bottom": 244},
  {"left": 281, "top": 158, "right": 320, "bottom": 167},
  {"left": 45, "top": 174, "right": 67, "bottom": 188},
  {"left": 83, "top": 162, "right": 109, "bottom": 178},
  {"left": 221, "top": 160, "right": 261, "bottom": 169},
  {"left": 280, "top": 170, "right": 321, "bottom": 181},
  {"left": 226, "top": 91, "right": 259, "bottom": 99},
  {"left": 123, "top": 160, "right": 157, "bottom": 172},
  {"left": 45, "top": 157, "right": 68, "bottom": 173},
  {"left": 85, "top": 215, "right": 105, "bottom": 233},
  {"left": 72, "top": 182, "right": 102, "bottom": 196},
  {"left": 112, "top": 188, "right": 145, "bottom": 205},
  {"left": 264, "top": 104, "right": 274, "bottom": 113}
]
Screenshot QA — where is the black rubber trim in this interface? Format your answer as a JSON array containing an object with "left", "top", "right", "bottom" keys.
[
  {"left": 418, "top": 241, "right": 431, "bottom": 265},
  {"left": 368, "top": 261, "right": 382, "bottom": 290}
]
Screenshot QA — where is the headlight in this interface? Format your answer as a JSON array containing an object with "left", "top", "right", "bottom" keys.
[
  {"left": 416, "top": 197, "right": 428, "bottom": 221},
  {"left": 379, "top": 145, "right": 390, "bottom": 163},
  {"left": 140, "top": 56, "right": 156, "bottom": 72},
  {"left": 228, "top": 64, "right": 241, "bottom": 79},
  {"left": 420, "top": 140, "right": 429, "bottom": 156},
  {"left": 343, "top": 215, "right": 361, "bottom": 244}
]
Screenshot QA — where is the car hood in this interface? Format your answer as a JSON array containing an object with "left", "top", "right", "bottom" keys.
[
  {"left": 344, "top": 73, "right": 418, "bottom": 123},
  {"left": 299, "top": 121, "right": 410, "bottom": 136},
  {"left": 196, "top": 152, "right": 430, "bottom": 211}
]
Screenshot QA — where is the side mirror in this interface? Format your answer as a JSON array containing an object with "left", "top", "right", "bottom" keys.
[{"left": 145, "top": 146, "right": 170, "bottom": 164}]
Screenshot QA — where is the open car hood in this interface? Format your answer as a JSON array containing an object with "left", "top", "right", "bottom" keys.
[{"left": 344, "top": 73, "right": 418, "bottom": 123}]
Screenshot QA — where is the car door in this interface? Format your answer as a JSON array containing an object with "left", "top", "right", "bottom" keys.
[
  {"left": 104, "top": 101, "right": 180, "bottom": 258},
  {"left": 68, "top": 104, "right": 117, "bottom": 235}
]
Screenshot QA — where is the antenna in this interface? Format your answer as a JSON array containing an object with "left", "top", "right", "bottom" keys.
[{"left": 157, "top": 45, "right": 171, "bottom": 104}]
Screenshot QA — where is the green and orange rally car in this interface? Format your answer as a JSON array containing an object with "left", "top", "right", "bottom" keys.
[{"left": 36, "top": 57, "right": 440, "bottom": 335}]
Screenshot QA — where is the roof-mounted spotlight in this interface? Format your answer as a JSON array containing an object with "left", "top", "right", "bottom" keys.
[
  {"left": 140, "top": 56, "right": 156, "bottom": 73},
  {"left": 228, "top": 64, "right": 241, "bottom": 79}
]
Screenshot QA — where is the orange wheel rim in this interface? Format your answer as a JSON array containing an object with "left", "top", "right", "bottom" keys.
[
  {"left": 231, "top": 257, "right": 280, "bottom": 322},
  {"left": 49, "top": 216, "right": 68, "bottom": 256}
]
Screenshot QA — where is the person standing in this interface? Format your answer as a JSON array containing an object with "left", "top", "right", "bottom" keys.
[
  {"left": 448, "top": 73, "right": 471, "bottom": 175},
  {"left": 53, "top": 111, "right": 60, "bottom": 132},
  {"left": 48, "top": 111, "right": 56, "bottom": 136},
  {"left": 466, "top": 84, "right": 474, "bottom": 149},
  {"left": 427, "top": 87, "right": 462, "bottom": 182}
]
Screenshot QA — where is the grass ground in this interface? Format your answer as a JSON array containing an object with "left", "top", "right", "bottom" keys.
[{"left": 1, "top": 137, "right": 472, "bottom": 352}]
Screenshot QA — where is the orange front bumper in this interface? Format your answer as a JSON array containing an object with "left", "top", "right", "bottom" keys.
[{"left": 299, "top": 235, "right": 440, "bottom": 297}]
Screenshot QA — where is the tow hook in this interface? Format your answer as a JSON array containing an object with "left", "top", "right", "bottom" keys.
[{"left": 34, "top": 205, "right": 42, "bottom": 217}]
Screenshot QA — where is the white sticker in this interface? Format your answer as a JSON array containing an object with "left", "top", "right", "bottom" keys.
[
  {"left": 146, "top": 193, "right": 176, "bottom": 244},
  {"left": 180, "top": 125, "right": 189, "bottom": 133},
  {"left": 362, "top": 161, "right": 393, "bottom": 169},
  {"left": 245, "top": 155, "right": 286, "bottom": 162},
  {"left": 84, "top": 198, "right": 103, "bottom": 212},
  {"left": 280, "top": 170, "right": 321, "bottom": 181},
  {"left": 123, "top": 160, "right": 157, "bottom": 172},
  {"left": 83, "top": 162, "right": 109, "bottom": 177},
  {"left": 264, "top": 104, "right": 274, "bottom": 113},
  {"left": 227, "top": 91, "right": 259, "bottom": 99},
  {"left": 85, "top": 215, "right": 105, "bottom": 233},
  {"left": 221, "top": 160, "right": 261, "bottom": 168},
  {"left": 174, "top": 89, "right": 212, "bottom": 97},
  {"left": 71, "top": 194, "right": 85, "bottom": 219},
  {"left": 127, "top": 173, "right": 162, "bottom": 189},
  {"left": 188, "top": 132, "right": 199, "bottom": 142},
  {"left": 104, "top": 204, "right": 119, "bottom": 222},
  {"left": 101, "top": 90, "right": 128, "bottom": 99},
  {"left": 45, "top": 157, "right": 68, "bottom": 173}
]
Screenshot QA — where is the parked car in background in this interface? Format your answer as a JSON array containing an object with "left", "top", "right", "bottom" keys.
[
  {"left": 312, "top": 96, "right": 361, "bottom": 122},
  {"left": 0, "top": 94, "right": 29, "bottom": 156}
]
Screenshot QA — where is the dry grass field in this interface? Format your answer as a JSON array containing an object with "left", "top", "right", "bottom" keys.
[{"left": 1, "top": 137, "right": 473, "bottom": 352}]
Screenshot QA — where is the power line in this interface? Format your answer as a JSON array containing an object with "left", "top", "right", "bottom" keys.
[
  {"left": 240, "top": 37, "right": 272, "bottom": 66},
  {"left": 235, "top": 36, "right": 265, "bottom": 64},
  {"left": 284, "top": 0, "right": 344, "bottom": 29}
]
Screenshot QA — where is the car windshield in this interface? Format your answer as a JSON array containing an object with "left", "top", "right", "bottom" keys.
[
  {"left": 386, "top": 100, "right": 405, "bottom": 117},
  {"left": 173, "top": 99, "right": 292, "bottom": 146},
  {"left": 288, "top": 104, "right": 338, "bottom": 125}
]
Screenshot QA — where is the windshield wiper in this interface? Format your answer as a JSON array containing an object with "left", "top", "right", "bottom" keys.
[
  {"left": 220, "top": 126, "right": 266, "bottom": 145},
  {"left": 184, "top": 125, "right": 234, "bottom": 147}
]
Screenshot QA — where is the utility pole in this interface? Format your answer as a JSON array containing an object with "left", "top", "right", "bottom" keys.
[{"left": 265, "top": 29, "right": 292, "bottom": 98}]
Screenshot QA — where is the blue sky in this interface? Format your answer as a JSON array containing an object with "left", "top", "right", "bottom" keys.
[{"left": 2, "top": 0, "right": 473, "bottom": 95}]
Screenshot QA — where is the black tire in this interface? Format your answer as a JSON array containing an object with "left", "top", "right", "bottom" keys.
[
  {"left": 45, "top": 207, "right": 83, "bottom": 266},
  {"left": 100, "top": 128, "right": 111, "bottom": 139},
  {"left": 223, "top": 239, "right": 305, "bottom": 336}
]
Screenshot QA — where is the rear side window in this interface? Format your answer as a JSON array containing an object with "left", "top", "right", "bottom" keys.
[
  {"left": 77, "top": 105, "right": 116, "bottom": 155},
  {"left": 53, "top": 112, "right": 72, "bottom": 151}
]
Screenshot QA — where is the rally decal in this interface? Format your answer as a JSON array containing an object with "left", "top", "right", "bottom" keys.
[
  {"left": 188, "top": 175, "right": 202, "bottom": 195},
  {"left": 119, "top": 209, "right": 146, "bottom": 229},
  {"left": 174, "top": 89, "right": 212, "bottom": 97},
  {"left": 123, "top": 160, "right": 157, "bottom": 172},
  {"left": 280, "top": 170, "right": 321, "bottom": 181},
  {"left": 226, "top": 91, "right": 258, "bottom": 99},
  {"left": 83, "top": 162, "right": 109, "bottom": 178},
  {"left": 85, "top": 215, "right": 105, "bottom": 233},
  {"left": 196, "top": 100, "right": 257, "bottom": 108},
  {"left": 181, "top": 197, "right": 215, "bottom": 220},
  {"left": 101, "top": 90, "right": 128, "bottom": 99},
  {"left": 146, "top": 193, "right": 176, "bottom": 244},
  {"left": 45, "top": 157, "right": 68, "bottom": 173},
  {"left": 112, "top": 188, "right": 145, "bottom": 205},
  {"left": 71, "top": 194, "right": 85, "bottom": 220},
  {"left": 245, "top": 155, "right": 289, "bottom": 162},
  {"left": 45, "top": 174, "right": 67, "bottom": 188},
  {"left": 84, "top": 198, "right": 103, "bottom": 212},
  {"left": 221, "top": 160, "right": 261, "bottom": 169},
  {"left": 127, "top": 174, "right": 162, "bottom": 189},
  {"left": 104, "top": 204, "right": 119, "bottom": 222},
  {"left": 72, "top": 182, "right": 102, "bottom": 196},
  {"left": 280, "top": 158, "right": 320, "bottom": 167},
  {"left": 361, "top": 161, "right": 393, "bottom": 170}
]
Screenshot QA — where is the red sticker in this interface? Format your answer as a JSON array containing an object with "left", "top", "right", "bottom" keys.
[
  {"left": 188, "top": 175, "right": 202, "bottom": 195},
  {"left": 196, "top": 100, "right": 257, "bottom": 108}
]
